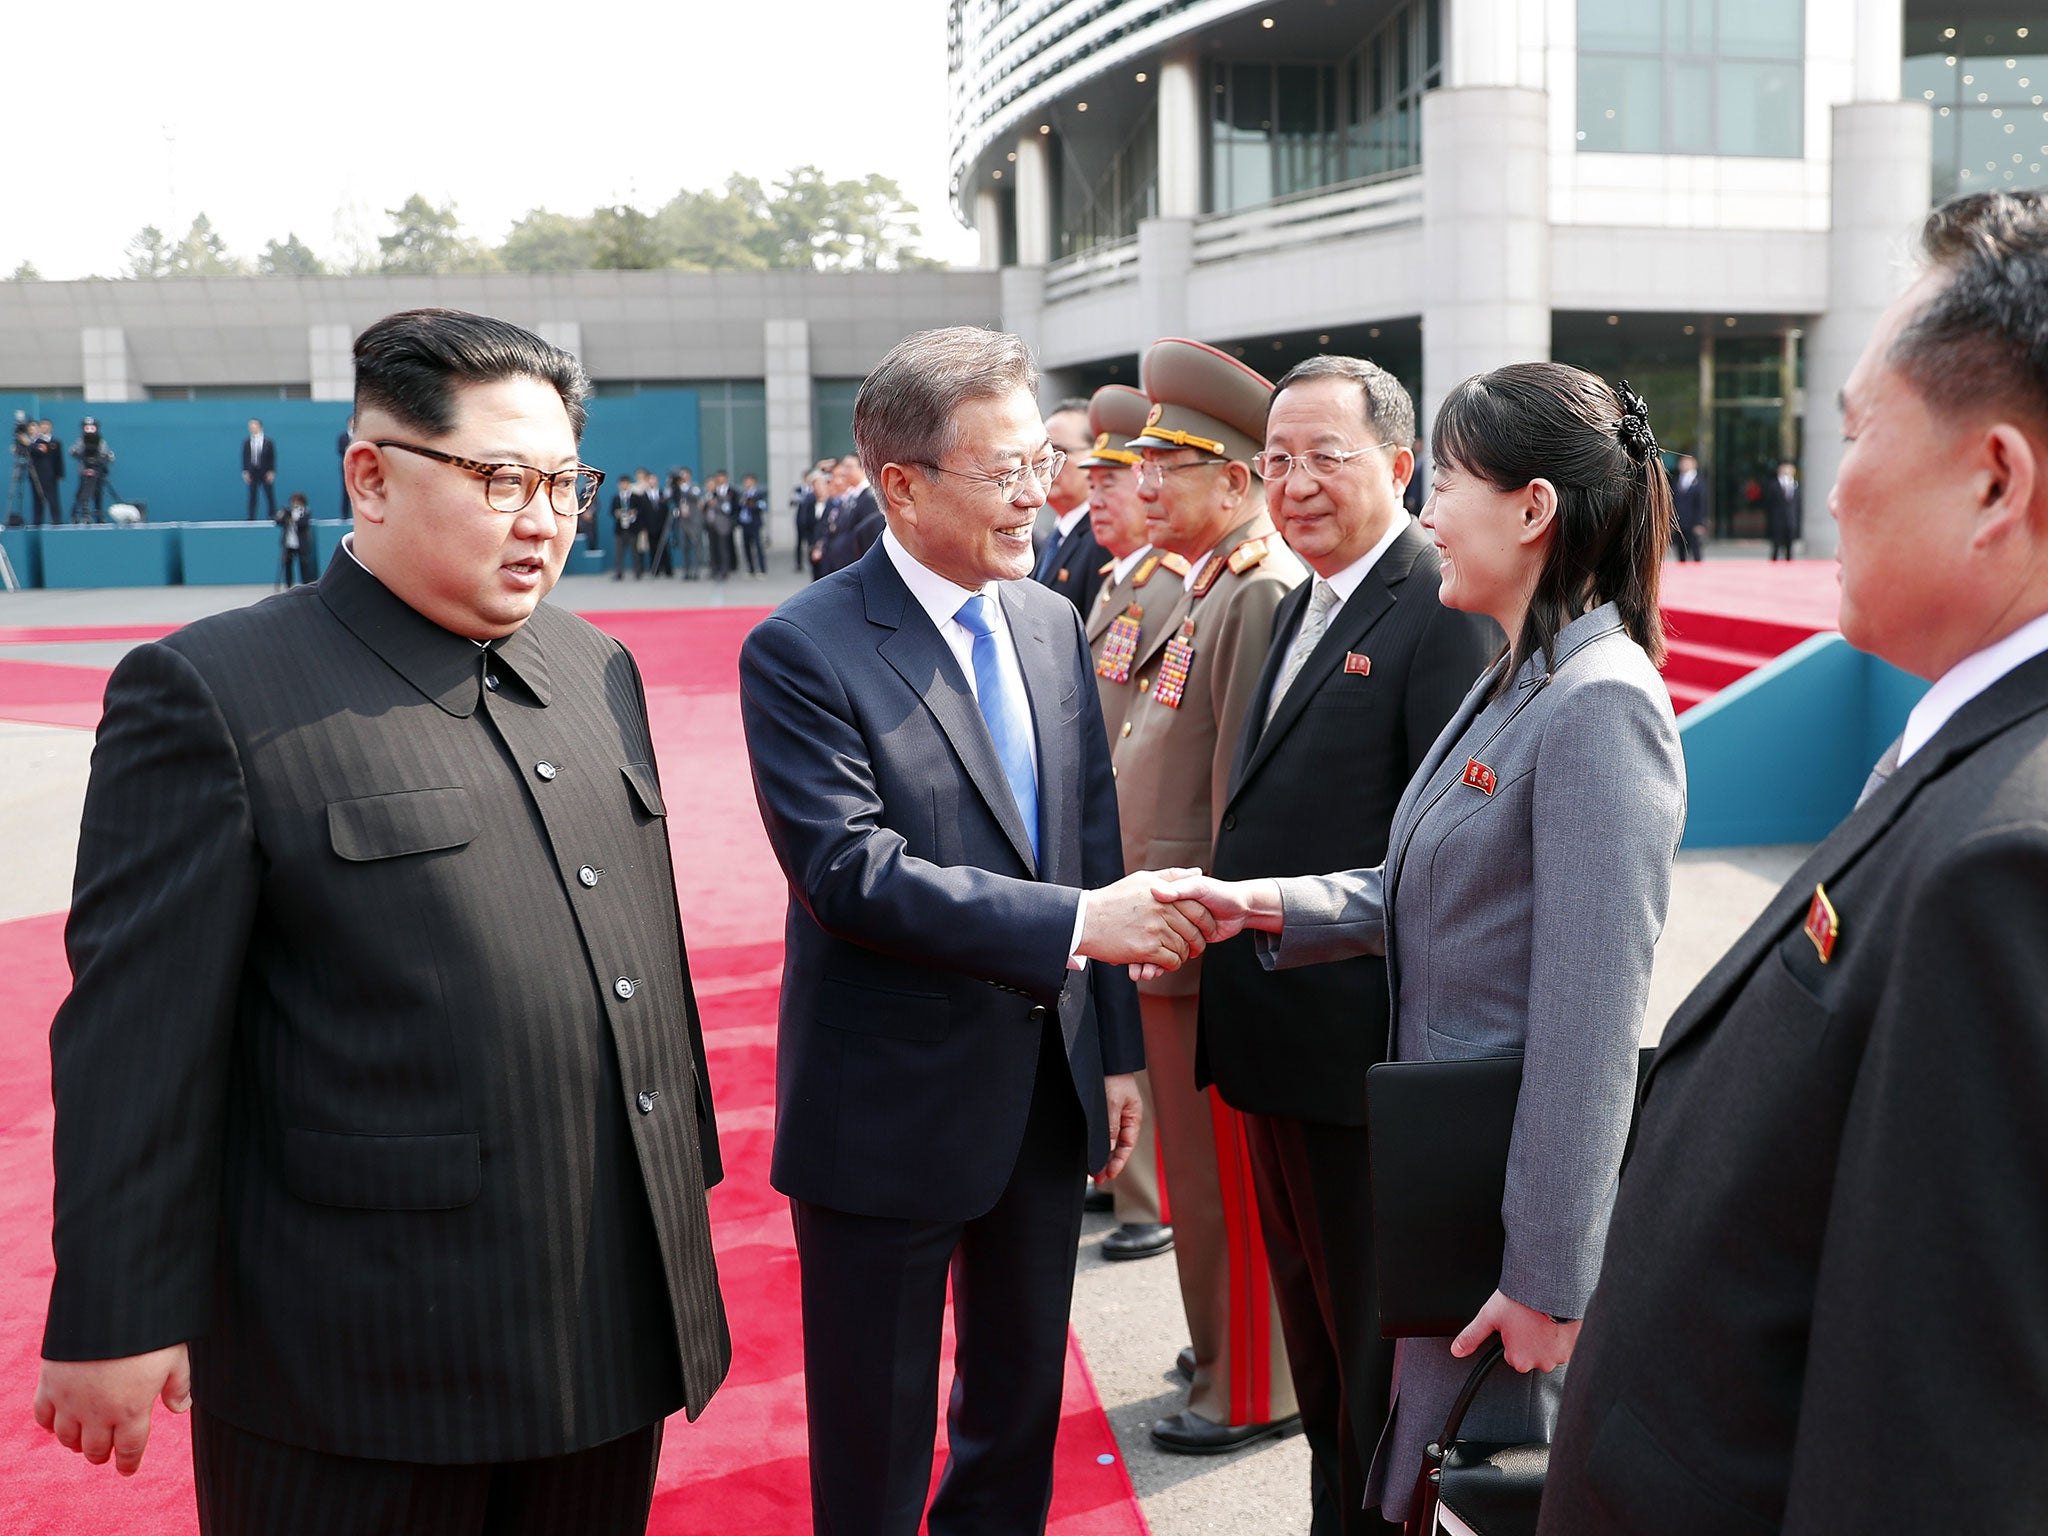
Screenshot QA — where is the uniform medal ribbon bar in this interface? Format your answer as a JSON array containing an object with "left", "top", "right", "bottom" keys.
[
  {"left": 1096, "top": 605, "right": 1144, "bottom": 684},
  {"left": 1152, "top": 620, "right": 1197, "bottom": 708}
]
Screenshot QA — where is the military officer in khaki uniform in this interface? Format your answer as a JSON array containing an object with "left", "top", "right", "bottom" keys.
[
  {"left": 1082, "top": 383, "right": 1181, "bottom": 1263},
  {"left": 1113, "top": 339, "right": 1305, "bottom": 1452}
]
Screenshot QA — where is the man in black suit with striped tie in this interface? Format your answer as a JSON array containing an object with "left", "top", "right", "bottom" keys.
[{"left": 34, "top": 309, "right": 730, "bottom": 1535}]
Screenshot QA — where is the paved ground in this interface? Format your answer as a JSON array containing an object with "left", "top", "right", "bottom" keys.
[{"left": 0, "top": 570, "right": 1806, "bottom": 1532}]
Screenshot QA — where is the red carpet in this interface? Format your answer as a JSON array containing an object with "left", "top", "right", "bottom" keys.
[{"left": 0, "top": 604, "right": 1147, "bottom": 1535}]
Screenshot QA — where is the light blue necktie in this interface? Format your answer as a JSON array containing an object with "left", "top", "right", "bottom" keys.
[{"left": 955, "top": 593, "right": 1040, "bottom": 863}]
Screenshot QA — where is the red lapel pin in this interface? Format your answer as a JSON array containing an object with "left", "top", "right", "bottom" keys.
[
  {"left": 1803, "top": 884, "right": 1839, "bottom": 964},
  {"left": 1344, "top": 652, "right": 1371, "bottom": 676},
  {"left": 1462, "top": 758, "right": 1497, "bottom": 796}
]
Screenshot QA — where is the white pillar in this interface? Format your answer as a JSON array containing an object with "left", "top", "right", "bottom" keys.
[
  {"left": 1000, "top": 265, "right": 1049, "bottom": 391},
  {"left": 1136, "top": 216, "right": 1194, "bottom": 345},
  {"left": 309, "top": 323, "right": 353, "bottom": 402},
  {"left": 764, "top": 318, "right": 814, "bottom": 512},
  {"left": 1420, "top": 88, "right": 1551, "bottom": 436},
  {"left": 1802, "top": 100, "right": 1931, "bottom": 557},
  {"left": 1157, "top": 47, "right": 1203, "bottom": 219},
  {"left": 1852, "top": 0, "right": 1904, "bottom": 102},
  {"left": 80, "top": 327, "right": 137, "bottom": 403},
  {"left": 975, "top": 189, "right": 1004, "bottom": 269},
  {"left": 1446, "top": 0, "right": 1534, "bottom": 88},
  {"left": 1014, "top": 131, "right": 1052, "bottom": 268}
]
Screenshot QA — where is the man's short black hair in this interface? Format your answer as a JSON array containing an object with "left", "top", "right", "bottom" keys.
[
  {"left": 1892, "top": 190, "right": 2048, "bottom": 432},
  {"left": 353, "top": 308, "right": 590, "bottom": 442}
]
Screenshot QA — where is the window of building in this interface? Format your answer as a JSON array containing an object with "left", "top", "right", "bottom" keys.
[
  {"left": 1207, "top": 0, "right": 1441, "bottom": 213},
  {"left": 1054, "top": 104, "right": 1160, "bottom": 256},
  {"left": 1578, "top": 0, "right": 1805, "bottom": 157},
  {"left": 696, "top": 380, "right": 767, "bottom": 482},
  {"left": 812, "top": 379, "right": 863, "bottom": 462},
  {"left": 1906, "top": 11, "right": 2046, "bottom": 200}
]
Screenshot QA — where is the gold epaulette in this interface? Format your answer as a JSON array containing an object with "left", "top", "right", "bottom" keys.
[
  {"left": 1227, "top": 536, "right": 1271, "bottom": 575},
  {"left": 1156, "top": 551, "right": 1192, "bottom": 577},
  {"left": 1132, "top": 553, "right": 1162, "bottom": 586},
  {"left": 1097, "top": 558, "right": 1117, "bottom": 576}
]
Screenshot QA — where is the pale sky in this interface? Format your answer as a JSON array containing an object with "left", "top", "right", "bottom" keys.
[{"left": 3, "top": 0, "right": 979, "bottom": 280}]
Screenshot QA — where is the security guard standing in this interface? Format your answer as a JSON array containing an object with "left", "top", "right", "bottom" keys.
[
  {"left": 1113, "top": 339, "right": 1304, "bottom": 1452},
  {"left": 1082, "top": 382, "right": 1181, "bottom": 1262}
]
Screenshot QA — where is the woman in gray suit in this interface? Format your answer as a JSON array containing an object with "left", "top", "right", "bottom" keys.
[{"left": 1162, "top": 362, "right": 1686, "bottom": 1526}]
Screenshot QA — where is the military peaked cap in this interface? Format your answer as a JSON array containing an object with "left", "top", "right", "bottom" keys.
[
  {"left": 1127, "top": 338, "right": 1273, "bottom": 468},
  {"left": 1079, "top": 384, "right": 1150, "bottom": 468}
]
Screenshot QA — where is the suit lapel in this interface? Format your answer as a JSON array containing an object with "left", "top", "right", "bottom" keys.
[
  {"left": 1227, "top": 580, "right": 1308, "bottom": 796},
  {"left": 1651, "top": 652, "right": 2048, "bottom": 1073},
  {"left": 866, "top": 549, "right": 1040, "bottom": 875},
  {"left": 1233, "top": 533, "right": 1418, "bottom": 798}
]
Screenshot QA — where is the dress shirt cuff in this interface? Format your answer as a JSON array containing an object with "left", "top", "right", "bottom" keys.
[{"left": 1066, "top": 890, "right": 1089, "bottom": 972}]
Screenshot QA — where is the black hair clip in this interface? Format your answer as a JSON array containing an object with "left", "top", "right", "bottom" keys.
[{"left": 1613, "top": 380, "right": 1658, "bottom": 464}]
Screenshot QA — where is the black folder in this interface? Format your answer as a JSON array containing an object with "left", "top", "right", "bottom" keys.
[{"left": 1365, "top": 1048, "right": 1655, "bottom": 1339}]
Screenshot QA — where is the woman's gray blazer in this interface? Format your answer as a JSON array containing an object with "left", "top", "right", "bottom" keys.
[{"left": 1260, "top": 602, "right": 1685, "bottom": 1520}]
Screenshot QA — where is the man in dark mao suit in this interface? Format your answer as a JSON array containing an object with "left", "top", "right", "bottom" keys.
[
  {"left": 1203, "top": 356, "right": 1496, "bottom": 1532},
  {"left": 1543, "top": 190, "right": 2048, "bottom": 1535},
  {"left": 740, "top": 325, "right": 1216, "bottom": 1535},
  {"left": 34, "top": 309, "right": 729, "bottom": 1536}
]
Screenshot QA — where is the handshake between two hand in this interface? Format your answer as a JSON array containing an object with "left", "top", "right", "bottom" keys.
[{"left": 1077, "top": 869, "right": 1284, "bottom": 978}]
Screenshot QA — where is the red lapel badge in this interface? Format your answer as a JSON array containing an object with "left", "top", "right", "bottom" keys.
[
  {"left": 1344, "top": 652, "right": 1372, "bottom": 677},
  {"left": 1803, "top": 884, "right": 1839, "bottom": 964},
  {"left": 1461, "top": 758, "right": 1497, "bottom": 796}
]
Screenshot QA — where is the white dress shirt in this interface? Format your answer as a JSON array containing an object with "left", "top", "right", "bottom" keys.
[
  {"left": 882, "top": 529, "right": 1090, "bottom": 965},
  {"left": 1109, "top": 544, "right": 1152, "bottom": 587},
  {"left": 1310, "top": 512, "right": 1412, "bottom": 619},
  {"left": 1899, "top": 610, "right": 2048, "bottom": 766}
]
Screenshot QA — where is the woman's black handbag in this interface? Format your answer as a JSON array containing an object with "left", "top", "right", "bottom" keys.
[{"left": 1407, "top": 1340, "right": 1548, "bottom": 1536}]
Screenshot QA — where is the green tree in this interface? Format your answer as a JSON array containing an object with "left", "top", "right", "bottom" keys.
[
  {"left": 125, "top": 224, "right": 176, "bottom": 279},
  {"left": 500, "top": 208, "right": 598, "bottom": 272},
  {"left": 378, "top": 194, "right": 496, "bottom": 274},
  {"left": 656, "top": 176, "right": 775, "bottom": 270},
  {"left": 175, "top": 213, "right": 246, "bottom": 276},
  {"left": 6, "top": 260, "right": 41, "bottom": 281},
  {"left": 591, "top": 204, "right": 666, "bottom": 270},
  {"left": 258, "top": 233, "right": 327, "bottom": 276},
  {"left": 766, "top": 167, "right": 938, "bottom": 271}
]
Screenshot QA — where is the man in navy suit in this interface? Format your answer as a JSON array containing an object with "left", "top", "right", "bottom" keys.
[
  {"left": 739, "top": 326, "right": 1215, "bottom": 1535},
  {"left": 242, "top": 419, "right": 278, "bottom": 520},
  {"left": 1030, "top": 398, "right": 1107, "bottom": 613}
]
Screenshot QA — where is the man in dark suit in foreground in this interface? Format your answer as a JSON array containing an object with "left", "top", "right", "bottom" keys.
[
  {"left": 1202, "top": 356, "right": 1496, "bottom": 1532},
  {"left": 739, "top": 326, "right": 1215, "bottom": 1535},
  {"left": 34, "top": 308, "right": 729, "bottom": 1535},
  {"left": 1543, "top": 189, "right": 2048, "bottom": 1533}
]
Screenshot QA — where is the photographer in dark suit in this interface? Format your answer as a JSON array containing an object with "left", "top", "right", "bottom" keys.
[
  {"left": 33, "top": 309, "right": 730, "bottom": 1535},
  {"left": 243, "top": 419, "right": 278, "bottom": 520},
  {"left": 29, "top": 418, "right": 65, "bottom": 525},
  {"left": 1670, "top": 453, "right": 1708, "bottom": 561},
  {"left": 1201, "top": 357, "right": 1496, "bottom": 1529},
  {"left": 1763, "top": 457, "right": 1802, "bottom": 559},
  {"left": 69, "top": 419, "right": 114, "bottom": 523},
  {"left": 275, "top": 491, "right": 316, "bottom": 586},
  {"left": 1543, "top": 189, "right": 2048, "bottom": 1535}
]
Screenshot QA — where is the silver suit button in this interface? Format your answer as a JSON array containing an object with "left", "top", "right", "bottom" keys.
[
  {"left": 636, "top": 1090, "right": 657, "bottom": 1114},
  {"left": 579, "top": 865, "right": 600, "bottom": 888},
  {"left": 614, "top": 977, "right": 636, "bottom": 1000},
  {"left": 535, "top": 760, "right": 557, "bottom": 782},
  {"left": 483, "top": 672, "right": 500, "bottom": 692}
]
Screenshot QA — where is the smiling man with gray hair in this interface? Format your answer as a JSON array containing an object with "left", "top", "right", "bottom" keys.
[{"left": 738, "top": 325, "right": 1216, "bottom": 1533}]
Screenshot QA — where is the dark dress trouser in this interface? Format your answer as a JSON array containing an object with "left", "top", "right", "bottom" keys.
[
  {"left": 192, "top": 1411, "right": 663, "bottom": 1536},
  {"left": 791, "top": 1020, "right": 1087, "bottom": 1536},
  {"left": 1243, "top": 1112, "right": 1399, "bottom": 1536}
]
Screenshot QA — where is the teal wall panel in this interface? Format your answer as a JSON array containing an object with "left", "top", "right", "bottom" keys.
[
  {"left": 40, "top": 524, "right": 182, "bottom": 588},
  {"left": 1679, "top": 632, "right": 1928, "bottom": 848},
  {"left": 0, "top": 525, "right": 41, "bottom": 587}
]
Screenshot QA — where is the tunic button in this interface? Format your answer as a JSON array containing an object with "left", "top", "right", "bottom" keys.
[
  {"left": 483, "top": 672, "right": 500, "bottom": 692},
  {"left": 535, "top": 760, "right": 557, "bottom": 782},
  {"left": 1137, "top": 677, "right": 1149, "bottom": 692},
  {"left": 1120, "top": 721, "right": 1132, "bottom": 737},
  {"left": 614, "top": 977, "right": 636, "bottom": 1000},
  {"left": 636, "top": 1090, "right": 657, "bottom": 1115},
  {"left": 579, "top": 865, "right": 600, "bottom": 888}
]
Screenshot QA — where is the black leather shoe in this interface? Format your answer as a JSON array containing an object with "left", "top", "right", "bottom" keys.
[
  {"left": 1149, "top": 1408, "right": 1303, "bottom": 1455},
  {"left": 1101, "top": 1222, "right": 1174, "bottom": 1261},
  {"left": 1174, "top": 1345, "right": 1195, "bottom": 1382},
  {"left": 1083, "top": 1182, "right": 1114, "bottom": 1213}
]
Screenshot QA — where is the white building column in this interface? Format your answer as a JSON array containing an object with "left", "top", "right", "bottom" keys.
[
  {"left": 1014, "top": 131, "right": 1052, "bottom": 268},
  {"left": 975, "top": 189, "right": 1004, "bottom": 269},
  {"left": 1852, "top": 0, "right": 1904, "bottom": 103},
  {"left": 1135, "top": 216, "right": 1193, "bottom": 346},
  {"left": 764, "top": 318, "right": 815, "bottom": 508},
  {"left": 1802, "top": 99, "right": 1930, "bottom": 558},
  {"left": 81, "top": 327, "right": 137, "bottom": 403},
  {"left": 1420, "top": 88, "right": 1551, "bottom": 435},
  {"left": 999, "top": 266, "right": 1052, "bottom": 401},
  {"left": 1445, "top": 0, "right": 1538, "bottom": 87},
  {"left": 309, "top": 323, "right": 353, "bottom": 401},
  {"left": 1157, "top": 46, "right": 1203, "bottom": 219}
]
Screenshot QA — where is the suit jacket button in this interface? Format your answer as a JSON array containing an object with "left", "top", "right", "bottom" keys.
[
  {"left": 637, "top": 1090, "right": 657, "bottom": 1114},
  {"left": 1029, "top": 1005, "right": 1049, "bottom": 1023},
  {"left": 483, "top": 672, "right": 500, "bottom": 692},
  {"left": 579, "top": 865, "right": 600, "bottom": 888},
  {"left": 1222, "top": 812, "right": 1237, "bottom": 831},
  {"left": 535, "top": 760, "right": 558, "bottom": 781},
  {"left": 614, "top": 977, "right": 636, "bottom": 999}
]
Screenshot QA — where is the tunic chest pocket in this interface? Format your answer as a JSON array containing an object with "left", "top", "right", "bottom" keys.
[{"left": 328, "top": 787, "right": 478, "bottom": 861}]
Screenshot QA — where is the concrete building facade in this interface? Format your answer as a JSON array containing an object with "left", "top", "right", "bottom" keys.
[{"left": 949, "top": 0, "right": 2038, "bottom": 551}]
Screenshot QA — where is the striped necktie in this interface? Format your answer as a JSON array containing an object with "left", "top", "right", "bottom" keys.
[
  {"left": 1856, "top": 734, "right": 1903, "bottom": 808},
  {"left": 1266, "top": 579, "right": 1339, "bottom": 726}
]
